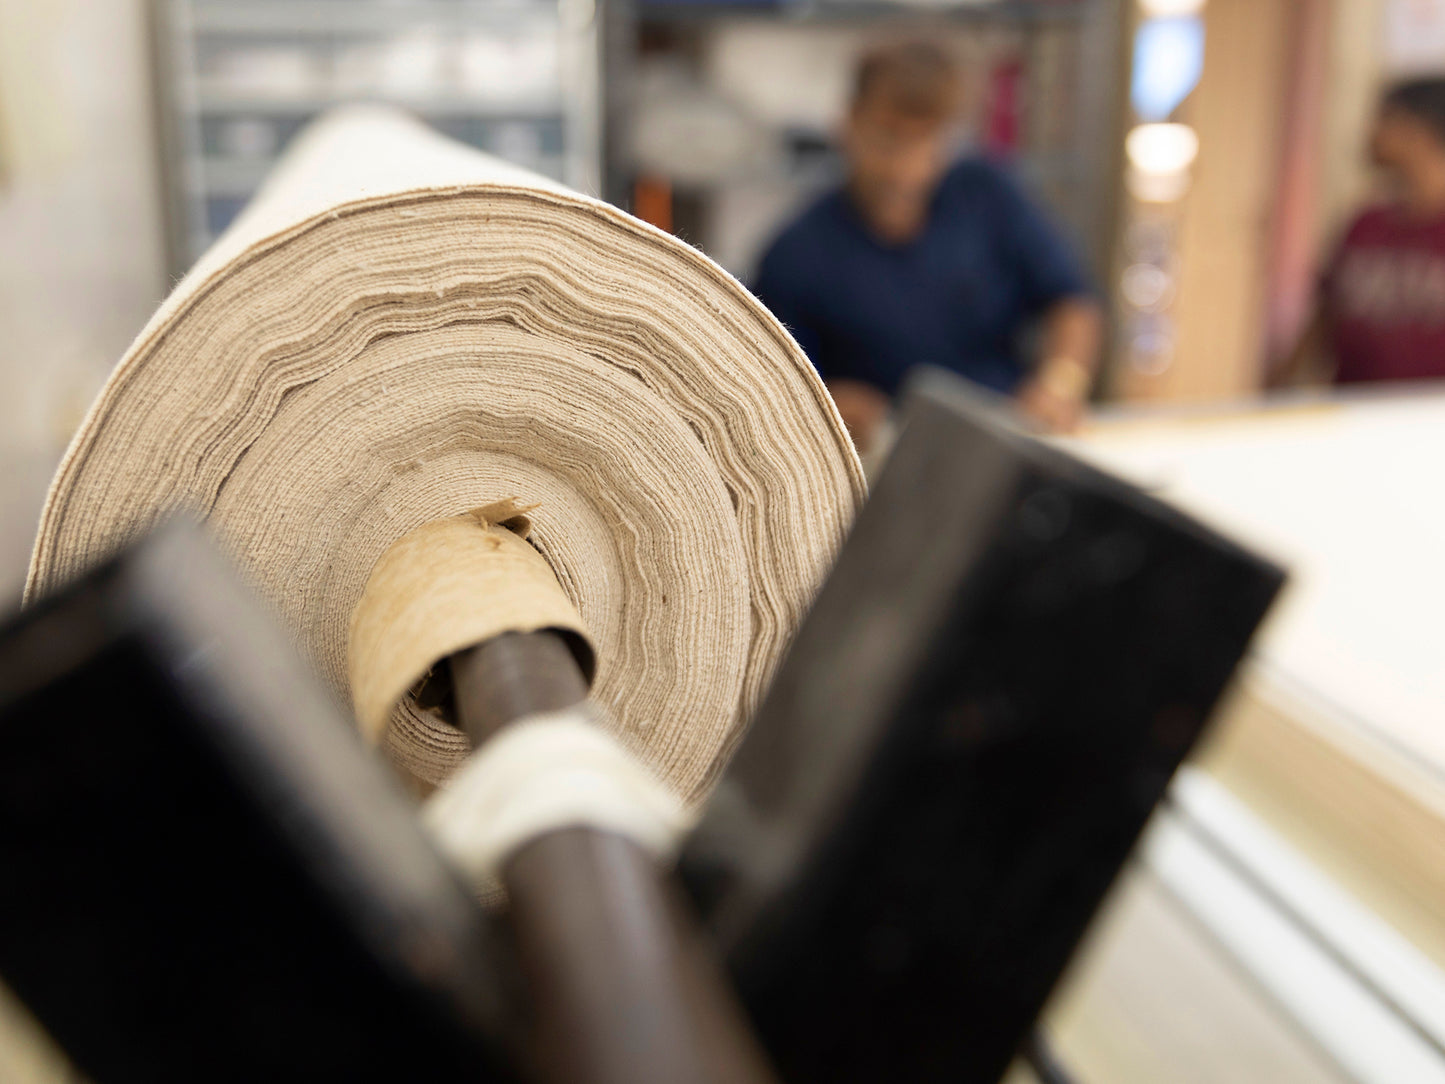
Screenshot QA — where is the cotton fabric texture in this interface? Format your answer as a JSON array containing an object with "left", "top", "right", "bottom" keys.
[{"left": 25, "top": 107, "right": 864, "bottom": 803}]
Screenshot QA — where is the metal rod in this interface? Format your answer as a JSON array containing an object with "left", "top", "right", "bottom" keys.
[
  {"left": 505, "top": 828, "right": 775, "bottom": 1084},
  {"left": 449, "top": 631, "right": 589, "bottom": 746},
  {"left": 446, "top": 631, "right": 776, "bottom": 1084}
]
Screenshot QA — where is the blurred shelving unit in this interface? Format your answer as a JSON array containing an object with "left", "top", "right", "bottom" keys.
[
  {"left": 601, "top": 0, "right": 1125, "bottom": 282},
  {"left": 153, "top": 0, "right": 602, "bottom": 275}
]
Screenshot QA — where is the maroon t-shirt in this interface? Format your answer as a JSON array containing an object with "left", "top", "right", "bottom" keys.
[{"left": 1323, "top": 205, "right": 1445, "bottom": 384}]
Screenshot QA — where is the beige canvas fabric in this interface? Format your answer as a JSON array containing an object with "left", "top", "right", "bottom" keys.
[{"left": 25, "top": 107, "right": 864, "bottom": 802}]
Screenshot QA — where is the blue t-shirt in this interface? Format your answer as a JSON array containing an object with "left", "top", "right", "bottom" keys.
[{"left": 753, "top": 158, "right": 1091, "bottom": 397}]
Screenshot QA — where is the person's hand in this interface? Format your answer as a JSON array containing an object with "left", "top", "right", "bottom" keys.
[
  {"left": 826, "top": 378, "right": 892, "bottom": 454},
  {"left": 1015, "top": 357, "right": 1091, "bottom": 434}
]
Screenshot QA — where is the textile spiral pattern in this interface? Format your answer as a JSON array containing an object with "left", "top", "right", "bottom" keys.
[{"left": 25, "top": 108, "right": 865, "bottom": 802}]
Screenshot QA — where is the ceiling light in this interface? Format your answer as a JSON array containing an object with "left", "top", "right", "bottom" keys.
[{"left": 1126, "top": 122, "right": 1199, "bottom": 176}]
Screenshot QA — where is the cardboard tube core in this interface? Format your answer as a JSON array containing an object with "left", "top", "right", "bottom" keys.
[{"left": 349, "top": 501, "right": 595, "bottom": 747}]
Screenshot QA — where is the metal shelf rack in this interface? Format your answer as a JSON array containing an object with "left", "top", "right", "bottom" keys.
[
  {"left": 602, "top": 0, "right": 1124, "bottom": 283},
  {"left": 153, "top": 0, "right": 602, "bottom": 275}
]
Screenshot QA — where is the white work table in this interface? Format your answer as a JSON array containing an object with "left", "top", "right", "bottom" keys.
[
  {"left": 1071, "top": 387, "right": 1445, "bottom": 781},
  {"left": 1040, "top": 387, "right": 1445, "bottom": 1084}
]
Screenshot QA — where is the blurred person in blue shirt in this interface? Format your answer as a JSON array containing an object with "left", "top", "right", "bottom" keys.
[{"left": 754, "top": 41, "right": 1102, "bottom": 451}]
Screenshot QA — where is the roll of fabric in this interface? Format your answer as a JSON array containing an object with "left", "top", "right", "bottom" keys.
[{"left": 25, "top": 107, "right": 864, "bottom": 802}]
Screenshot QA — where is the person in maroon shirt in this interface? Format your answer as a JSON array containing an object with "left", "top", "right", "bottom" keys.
[{"left": 1284, "top": 79, "right": 1445, "bottom": 385}]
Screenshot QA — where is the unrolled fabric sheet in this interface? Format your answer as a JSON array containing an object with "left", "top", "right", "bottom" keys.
[{"left": 25, "top": 107, "right": 864, "bottom": 802}]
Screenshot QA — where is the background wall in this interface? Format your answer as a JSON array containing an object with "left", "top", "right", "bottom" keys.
[
  {"left": 0, "top": 0, "right": 165, "bottom": 605},
  {"left": 0, "top": 3, "right": 161, "bottom": 1059}
]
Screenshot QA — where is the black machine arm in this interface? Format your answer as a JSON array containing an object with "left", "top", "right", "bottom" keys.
[{"left": 0, "top": 370, "right": 1281, "bottom": 1082}]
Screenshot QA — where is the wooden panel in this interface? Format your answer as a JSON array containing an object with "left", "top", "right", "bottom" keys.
[
  {"left": 1319, "top": 0, "right": 1387, "bottom": 249},
  {"left": 1262, "top": 0, "right": 1330, "bottom": 363},
  {"left": 1121, "top": 0, "right": 1292, "bottom": 402}
]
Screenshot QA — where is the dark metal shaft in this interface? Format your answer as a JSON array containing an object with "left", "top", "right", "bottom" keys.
[
  {"left": 446, "top": 631, "right": 775, "bottom": 1084},
  {"left": 505, "top": 828, "right": 775, "bottom": 1084},
  {"left": 449, "top": 631, "right": 589, "bottom": 745}
]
